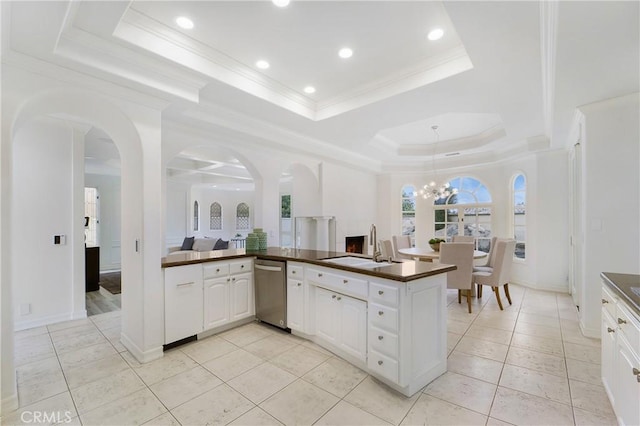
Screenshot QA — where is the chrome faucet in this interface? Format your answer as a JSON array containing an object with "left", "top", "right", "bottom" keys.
[{"left": 369, "top": 224, "right": 383, "bottom": 262}]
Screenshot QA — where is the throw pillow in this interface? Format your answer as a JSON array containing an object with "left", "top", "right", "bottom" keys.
[
  {"left": 213, "top": 239, "right": 229, "bottom": 250},
  {"left": 180, "top": 236, "right": 195, "bottom": 250},
  {"left": 192, "top": 238, "right": 215, "bottom": 252}
]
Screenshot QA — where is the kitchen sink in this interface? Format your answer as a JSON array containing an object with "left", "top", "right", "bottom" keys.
[{"left": 321, "top": 256, "right": 395, "bottom": 269}]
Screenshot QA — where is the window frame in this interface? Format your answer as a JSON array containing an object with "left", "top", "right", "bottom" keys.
[
  {"left": 236, "top": 202, "right": 250, "bottom": 231},
  {"left": 511, "top": 173, "right": 526, "bottom": 261},
  {"left": 193, "top": 200, "right": 199, "bottom": 232},
  {"left": 209, "top": 202, "right": 222, "bottom": 231},
  {"left": 401, "top": 185, "right": 417, "bottom": 246}
]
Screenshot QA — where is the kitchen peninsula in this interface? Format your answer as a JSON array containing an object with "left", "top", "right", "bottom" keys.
[{"left": 162, "top": 248, "right": 455, "bottom": 397}]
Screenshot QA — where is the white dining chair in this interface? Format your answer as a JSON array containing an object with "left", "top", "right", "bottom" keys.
[
  {"left": 472, "top": 239, "right": 516, "bottom": 310},
  {"left": 440, "top": 242, "right": 475, "bottom": 313},
  {"left": 392, "top": 235, "right": 412, "bottom": 260}
]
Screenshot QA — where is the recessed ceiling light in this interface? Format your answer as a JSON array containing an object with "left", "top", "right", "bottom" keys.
[
  {"left": 175, "top": 16, "right": 194, "bottom": 30},
  {"left": 427, "top": 28, "right": 444, "bottom": 41},
  {"left": 304, "top": 86, "right": 316, "bottom": 94},
  {"left": 272, "top": 0, "right": 290, "bottom": 7},
  {"left": 256, "top": 60, "right": 270, "bottom": 69},
  {"left": 338, "top": 47, "right": 353, "bottom": 59}
]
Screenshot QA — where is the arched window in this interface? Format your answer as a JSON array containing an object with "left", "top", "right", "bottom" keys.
[
  {"left": 193, "top": 201, "right": 199, "bottom": 232},
  {"left": 513, "top": 174, "right": 526, "bottom": 259},
  {"left": 210, "top": 202, "right": 222, "bottom": 230},
  {"left": 401, "top": 185, "right": 416, "bottom": 244},
  {"left": 433, "top": 176, "right": 492, "bottom": 252},
  {"left": 236, "top": 202, "right": 250, "bottom": 230}
]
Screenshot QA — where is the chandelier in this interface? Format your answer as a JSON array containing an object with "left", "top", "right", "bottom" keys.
[{"left": 418, "top": 125, "right": 458, "bottom": 200}]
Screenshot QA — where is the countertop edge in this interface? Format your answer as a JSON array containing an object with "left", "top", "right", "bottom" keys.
[{"left": 601, "top": 272, "right": 640, "bottom": 317}]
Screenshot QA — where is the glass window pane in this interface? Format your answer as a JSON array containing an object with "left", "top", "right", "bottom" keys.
[
  {"left": 475, "top": 186, "right": 492, "bottom": 203},
  {"left": 455, "top": 192, "right": 475, "bottom": 204},
  {"left": 445, "top": 224, "right": 459, "bottom": 238},
  {"left": 515, "top": 243, "right": 526, "bottom": 259},
  {"left": 402, "top": 186, "right": 416, "bottom": 197},
  {"left": 446, "top": 209, "right": 459, "bottom": 222},
  {"left": 477, "top": 238, "right": 491, "bottom": 253},
  {"left": 461, "top": 177, "right": 481, "bottom": 192},
  {"left": 402, "top": 217, "right": 415, "bottom": 236},
  {"left": 402, "top": 198, "right": 416, "bottom": 212},
  {"left": 514, "top": 175, "right": 525, "bottom": 191}
]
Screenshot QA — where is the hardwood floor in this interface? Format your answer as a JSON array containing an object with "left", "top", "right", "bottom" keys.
[{"left": 86, "top": 287, "right": 121, "bottom": 316}]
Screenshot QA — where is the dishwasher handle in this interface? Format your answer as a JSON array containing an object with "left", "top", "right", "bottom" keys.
[{"left": 255, "top": 264, "right": 283, "bottom": 272}]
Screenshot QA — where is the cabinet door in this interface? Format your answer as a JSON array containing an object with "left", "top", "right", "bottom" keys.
[
  {"left": 204, "top": 277, "right": 230, "bottom": 330},
  {"left": 616, "top": 336, "right": 640, "bottom": 426},
  {"left": 287, "top": 279, "right": 304, "bottom": 332},
  {"left": 164, "top": 265, "right": 203, "bottom": 344},
  {"left": 230, "top": 272, "right": 254, "bottom": 321},
  {"left": 338, "top": 295, "right": 367, "bottom": 361},
  {"left": 602, "top": 310, "right": 617, "bottom": 403},
  {"left": 315, "top": 287, "right": 338, "bottom": 345}
]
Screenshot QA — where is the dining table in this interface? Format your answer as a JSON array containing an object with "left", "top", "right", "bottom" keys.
[{"left": 398, "top": 247, "right": 488, "bottom": 262}]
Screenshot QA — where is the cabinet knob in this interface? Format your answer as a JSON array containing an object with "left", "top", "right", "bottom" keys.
[
  {"left": 378, "top": 290, "right": 384, "bottom": 295},
  {"left": 343, "top": 279, "right": 348, "bottom": 284},
  {"left": 378, "top": 311, "right": 384, "bottom": 316},
  {"left": 378, "top": 335, "right": 383, "bottom": 340},
  {"left": 227, "top": 278, "right": 230, "bottom": 282},
  {"left": 241, "top": 264, "right": 244, "bottom": 269},
  {"left": 332, "top": 295, "right": 337, "bottom": 299},
  {"left": 632, "top": 367, "right": 640, "bottom": 376},
  {"left": 292, "top": 270, "right": 296, "bottom": 274},
  {"left": 297, "top": 282, "right": 301, "bottom": 287},
  {"left": 318, "top": 273, "right": 323, "bottom": 277},
  {"left": 602, "top": 298, "right": 609, "bottom": 304},
  {"left": 617, "top": 318, "right": 627, "bottom": 325},
  {"left": 216, "top": 268, "right": 220, "bottom": 273},
  {"left": 337, "top": 297, "right": 342, "bottom": 301},
  {"left": 377, "top": 360, "right": 383, "bottom": 366},
  {"left": 232, "top": 277, "right": 236, "bottom": 281},
  {"left": 607, "top": 327, "right": 615, "bottom": 333}
]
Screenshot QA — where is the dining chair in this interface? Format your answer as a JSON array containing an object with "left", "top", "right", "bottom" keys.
[
  {"left": 473, "top": 236, "right": 498, "bottom": 273},
  {"left": 440, "top": 242, "right": 475, "bottom": 313},
  {"left": 379, "top": 239, "right": 393, "bottom": 260},
  {"left": 472, "top": 239, "right": 516, "bottom": 310},
  {"left": 392, "top": 235, "right": 412, "bottom": 260},
  {"left": 452, "top": 235, "right": 474, "bottom": 243}
]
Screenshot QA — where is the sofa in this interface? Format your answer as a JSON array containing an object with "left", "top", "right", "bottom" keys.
[{"left": 168, "top": 237, "right": 229, "bottom": 255}]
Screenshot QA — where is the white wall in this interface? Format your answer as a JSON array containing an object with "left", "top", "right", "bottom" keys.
[
  {"left": 165, "top": 180, "right": 189, "bottom": 248},
  {"left": 579, "top": 93, "right": 640, "bottom": 336},
  {"left": 85, "top": 173, "right": 121, "bottom": 271},
  {"left": 11, "top": 117, "right": 83, "bottom": 329},
  {"left": 190, "top": 187, "right": 255, "bottom": 241}
]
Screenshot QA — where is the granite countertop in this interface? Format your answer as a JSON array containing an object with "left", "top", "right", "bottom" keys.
[
  {"left": 162, "top": 247, "right": 456, "bottom": 282},
  {"left": 601, "top": 272, "right": 640, "bottom": 316}
]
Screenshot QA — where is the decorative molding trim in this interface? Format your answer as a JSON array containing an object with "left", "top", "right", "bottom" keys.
[
  {"left": 120, "top": 332, "right": 163, "bottom": 364},
  {"left": 1, "top": 393, "right": 19, "bottom": 415},
  {"left": 579, "top": 321, "right": 600, "bottom": 339},
  {"left": 396, "top": 126, "right": 506, "bottom": 157},
  {"left": 540, "top": 0, "right": 558, "bottom": 137}
]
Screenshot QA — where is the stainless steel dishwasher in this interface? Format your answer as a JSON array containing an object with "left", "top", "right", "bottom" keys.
[{"left": 254, "top": 259, "right": 287, "bottom": 329}]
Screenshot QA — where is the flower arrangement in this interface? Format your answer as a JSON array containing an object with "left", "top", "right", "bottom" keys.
[{"left": 429, "top": 237, "right": 446, "bottom": 251}]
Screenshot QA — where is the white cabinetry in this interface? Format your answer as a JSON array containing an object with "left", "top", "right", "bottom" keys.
[
  {"left": 287, "top": 263, "right": 305, "bottom": 332},
  {"left": 164, "top": 264, "right": 204, "bottom": 344},
  {"left": 204, "top": 259, "right": 254, "bottom": 332},
  {"left": 601, "top": 283, "right": 640, "bottom": 426},
  {"left": 230, "top": 272, "right": 253, "bottom": 320}
]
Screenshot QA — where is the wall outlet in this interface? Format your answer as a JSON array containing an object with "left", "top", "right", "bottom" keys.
[
  {"left": 20, "top": 303, "right": 31, "bottom": 316},
  {"left": 54, "top": 235, "right": 67, "bottom": 245}
]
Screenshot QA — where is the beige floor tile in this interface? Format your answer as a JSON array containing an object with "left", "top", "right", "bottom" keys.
[
  {"left": 517, "top": 312, "right": 560, "bottom": 328},
  {"left": 63, "top": 353, "right": 129, "bottom": 389},
  {"left": 505, "top": 346, "right": 566, "bottom": 377},
  {"left": 70, "top": 369, "right": 145, "bottom": 414},
  {"left": 2, "top": 391, "right": 77, "bottom": 426},
  {"left": 47, "top": 318, "right": 93, "bottom": 333},
  {"left": 519, "top": 305, "right": 559, "bottom": 318},
  {"left": 424, "top": 371, "right": 497, "bottom": 415},
  {"left": 150, "top": 366, "right": 222, "bottom": 410},
  {"left": 490, "top": 387, "right": 574, "bottom": 425},
  {"left": 80, "top": 388, "right": 166, "bottom": 426},
  {"left": 243, "top": 334, "right": 299, "bottom": 360},
  {"left": 564, "top": 341, "right": 601, "bottom": 364},
  {"left": 52, "top": 331, "right": 107, "bottom": 355},
  {"left": 268, "top": 343, "right": 330, "bottom": 376},
  {"left": 511, "top": 332, "right": 564, "bottom": 357},
  {"left": 486, "top": 417, "right": 515, "bottom": 426},
  {"left": 569, "top": 380, "right": 615, "bottom": 417},
  {"left": 58, "top": 341, "right": 117, "bottom": 370},
  {"left": 447, "top": 319, "right": 471, "bottom": 335},
  {"left": 100, "top": 326, "right": 121, "bottom": 342},
  {"left": 142, "top": 412, "right": 181, "bottom": 426},
  {"left": 16, "top": 358, "right": 68, "bottom": 407},
  {"left": 573, "top": 406, "right": 619, "bottom": 425},
  {"left": 567, "top": 358, "right": 602, "bottom": 385},
  {"left": 15, "top": 335, "right": 56, "bottom": 367},
  {"left": 514, "top": 321, "right": 562, "bottom": 340},
  {"left": 447, "top": 332, "right": 463, "bottom": 354},
  {"left": 49, "top": 324, "right": 98, "bottom": 343},
  {"left": 260, "top": 379, "right": 339, "bottom": 425},
  {"left": 91, "top": 315, "right": 121, "bottom": 331},
  {"left": 401, "top": 393, "right": 487, "bottom": 426},
  {"left": 218, "top": 324, "right": 273, "bottom": 347},
  {"left": 228, "top": 407, "right": 283, "bottom": 426},
  {"left": 302, "top": 357, "right": 368, "bottom": 398},
  {"left": 228, "top": 362, "right": 296, "bottom": 404},
  {"left": 499, "top": 364, "right": 571, "bottom": 404},
  {"left": 344, "top": 376, "right": 419, "bottom": 425},
  {"left": 454, "top": 335, "right": 509, "bottom": 362},
  {"left": 300, "top": 340, "right": 335, "bottom": 356},
  {"left": 170, "top": 384, "right": 254, "bottom": 426},
  {"left": 465, "top": 324, "right": 513, "bottom": 345},
  {"left": 562, "top": 329, "right": 601, "bottom": 347},
  {"left": 317, "top": 400, "right": 391, "bottom": 426},
  {"left": 15, "top": 326, "right": 49, "bottom": 341},
  {"left": 124, "top": 350, "right": 198, "bottom": 386},
  {"left": 180, "top": 336, "right": 237, "bottom": 364},
  {"left": 472, "top": 317, "right": 517, "bottom": 332},
  {"left": 447, "top": 351, "right": 504, "bottom": 384},
  {"left": 202, "top": 348, "right": 264, "bottom": 381}
]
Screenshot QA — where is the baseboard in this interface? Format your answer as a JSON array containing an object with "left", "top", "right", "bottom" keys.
[
  {"left": 120, "top": 332, "right": 163, "bottom": 364},
  {"left": 579, "top": 320, "right": 600, "bottom": 339},
  {"left": 71, "top": 310, "right": 87, "bottom": 320},
  {"left": 14, "top": 312, "right": 76, "bottom": 331},
  {"left": 1, "top": 392, "right": 18, "bottom": 415},
  {"left": 510, "top": 279, "right": 570, "bottom": 294}
]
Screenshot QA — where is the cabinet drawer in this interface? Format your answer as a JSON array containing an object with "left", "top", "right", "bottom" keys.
[
  {"left": 288, "top": 264, "right": 304, "bottom": 279},
  {"left": 369, "top": 325, "right": 399, "bottom": 359},
  {"left": 369, "top": 302, "right": 399, "bottom": 333},
  {"left": 370, "top": 281, "right": 399, "bottom": 307},
  {"left": 308, "top": 268, "right": 368, "bottom": 300},
  {"left": 230, "top": 260, "right": 252, "bottom": 275},
  {"left": 601, "top": 286, "right": 617, "bottom": 318},
  {"left": 368, "top": 349, "right": 399, "bottom": 383},
  {"left": 203, "top": 263, "right": 229, "bottom": 279},
  {"left": 617, "top": 303, "right": 640, "bottom": 348}
]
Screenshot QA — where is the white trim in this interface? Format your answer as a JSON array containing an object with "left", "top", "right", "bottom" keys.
[
  {"left": 120, "top": 332, "right": 163, "bottom": 364},
  {"left": 579, "top": 321, "right": 600, "bottom": 339},
  {"left": 1, "top": 393, "right": 19, "bottom": 415},
  {"left": 14, "top": 311, "right": 86, "bottom": 332}
]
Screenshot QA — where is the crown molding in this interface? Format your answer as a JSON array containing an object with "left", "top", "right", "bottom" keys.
[{"left": 396, "top": 125, "right": 506, "bottom": 157}]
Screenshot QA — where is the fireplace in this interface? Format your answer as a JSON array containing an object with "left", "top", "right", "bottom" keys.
[{"left": 345, "top": 235, "right": 368, "bottom": 254}]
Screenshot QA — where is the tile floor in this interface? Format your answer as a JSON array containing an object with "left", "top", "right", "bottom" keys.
[{"left": 5, "top": 285, "right": 617, "bottom": 426}]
